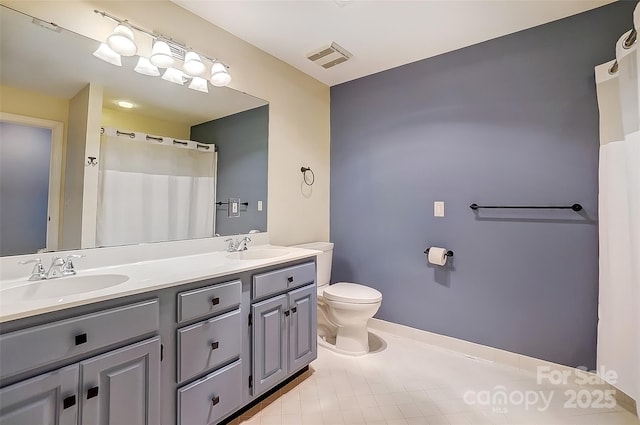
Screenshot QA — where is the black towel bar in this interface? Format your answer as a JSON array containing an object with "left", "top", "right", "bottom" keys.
[
  {"left": 216, "top": 201, "right": 249, "bottom": 206},
  {"left": 470, "top": 203, "right": 583, "bottom": 212}
]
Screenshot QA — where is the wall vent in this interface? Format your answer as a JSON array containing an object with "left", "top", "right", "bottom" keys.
[
  {"left": 165, "top": 39, "right": 186, "bottom": 62},
  {"left": 306, "top": 42, "right": 352, "bottom": 69}
]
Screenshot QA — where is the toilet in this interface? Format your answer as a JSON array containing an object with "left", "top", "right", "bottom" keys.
[{"left": 293, "top": 242, "right": 382, "bottom": 355}]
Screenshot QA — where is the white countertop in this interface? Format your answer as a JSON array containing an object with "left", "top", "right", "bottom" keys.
[{"left": 0, "top": 245, "right": 319, "bottom": 323}]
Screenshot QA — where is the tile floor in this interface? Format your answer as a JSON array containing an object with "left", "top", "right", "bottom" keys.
[{"left": 232, "top": 329, "right": 639, "bottom": 425}]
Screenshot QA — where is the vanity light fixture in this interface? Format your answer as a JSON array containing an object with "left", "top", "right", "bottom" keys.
[
  {"left": 188, "top": 77, "right": 209, "bottom": 93},
  {"left": 162, "top": 68, "right": 186, "bottom": 85},
  {"left": 106, "top": 21, "right": 137, "bottom": 56},
  {"left": 210, "top": 62, "right": 232, "bottom": 87},
  {"left": 92, "top": 43, "right": 122, "bottom": 66},
  {"left": 150, "top": 39, "right": 175, "bottom": 68},
  {"left": 134, "top": 57, "right": 160, "bottom": 77},
  {"left": 183, "top": 51, "right": 206, "bottom": 77},
  {"left": 94, "top": 9, "right": 233, "bottom": 90}
]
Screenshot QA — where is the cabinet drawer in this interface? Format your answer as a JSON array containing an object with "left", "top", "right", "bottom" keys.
[
  {"left": 253, "top": 262, "right": 315, "bottom": 300},
  {"left": 177, "top": 360, "right": 242, "bottom": 425},
  {"left": 177, "top": 309, "right": 241, "bottom": 383},
  {"left": 0, "top": 299, "right": 159, "bottom": 380},
  {"left": 177, "top": 280, "right": 241, "bottom": 324}
]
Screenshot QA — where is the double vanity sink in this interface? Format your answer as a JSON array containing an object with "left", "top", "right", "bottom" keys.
[
  {"left": 0, "top": 245, "right": 295, "bottom": 320},
  {"left": 0, "top": 244, "right": 319, "bottom": 425}
]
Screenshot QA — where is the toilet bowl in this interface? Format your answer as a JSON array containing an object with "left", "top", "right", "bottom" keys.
[{"left": 292, "top": 242, "right": 383, "bottom": 355}]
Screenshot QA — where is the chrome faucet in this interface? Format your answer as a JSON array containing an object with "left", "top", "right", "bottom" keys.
[
  {"left": 225, "top": 236, "right": 252, "bottom": 252},
  {"left": 235, "top": 236, "right": 251, "bottom": 251},
  {"left": 19, "top": 258, "right": 47, "bottom": 281},
  {"left": 20, "top": 254, "right": 84, "bottom": 280},
  {"left": 61, "top": 254, "right": 84, "bottom": 277},
  {"left": 46, "top": 256, "right": 67, "bottom": 279}
]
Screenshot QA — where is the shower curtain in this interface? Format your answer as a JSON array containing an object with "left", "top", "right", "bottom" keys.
[
  {"left": 595, "top": 4, "right": 639, "bottom": 403},
  {"left": 96, "top": 129, "right": 216, "bottom": 247}
]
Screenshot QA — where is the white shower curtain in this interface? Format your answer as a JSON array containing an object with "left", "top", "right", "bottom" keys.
[
  {"left": 96, "top": 130, "right": 216, "bottom": 247},
  {"left": 595, "top": 4, "right": 639, "bottom": 403}
]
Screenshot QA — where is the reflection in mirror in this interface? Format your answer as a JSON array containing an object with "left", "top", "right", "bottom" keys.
[{"left": 0, "top": 5, "right": 268, "bottom": 256}]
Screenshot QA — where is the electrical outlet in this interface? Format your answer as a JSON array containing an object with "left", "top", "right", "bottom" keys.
[
  {"left": 434, "top": 201, "right": 445, "bottom": 217},
  {"left": 258, "top": 200, "right": 263, "bottom": 211}
]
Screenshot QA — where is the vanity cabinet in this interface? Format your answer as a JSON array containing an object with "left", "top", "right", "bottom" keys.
[
  {"left": 0, "top": 257, "right": 318, "bottom": 425},
  {"left": 175, "top": 280, "right": 243, "bottom": 425},
  {"left": 0, "top": 336, "right": 160, "bottom": 425},
  {"left": 0, "top": 364, "right": 79, "bottom": 425},
  {"left": 251, "top": 262, "right": 317, "bottom": 397},
  {"left": 80, "top": 337, "right": 161, "bottom": 425},
  {"left": 0, "top": 299, "right": 160, "bottom": 425}
]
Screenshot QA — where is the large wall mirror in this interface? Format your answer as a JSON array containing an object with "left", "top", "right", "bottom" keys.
[{"left": 0, "top": 5, "right": 268, "bottom": 257}]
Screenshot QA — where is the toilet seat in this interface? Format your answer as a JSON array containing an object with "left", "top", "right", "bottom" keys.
[{"left": 323, "top": 282, "right": 382, "bottom": 304}]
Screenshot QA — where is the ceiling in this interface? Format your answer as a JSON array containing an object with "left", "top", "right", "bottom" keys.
[
  {"left": 0, "top": 5, "right": 266, "bottom": 126},
  {"left": 173, "top": 0, "right": 615, "bottom": 86}
]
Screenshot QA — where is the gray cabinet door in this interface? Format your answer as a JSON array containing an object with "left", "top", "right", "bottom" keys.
[
  {"left": 251, "top": 294, "right": 287, "bottom": 396},
  {"left": 0, "top": 364, "right": 78, "bottom": 425},
  {"left": 288, "top": 284, "right": 317, "bottom": 372},
  {"left": 80, "top": 337, "right": 161, "bottom": 425}
]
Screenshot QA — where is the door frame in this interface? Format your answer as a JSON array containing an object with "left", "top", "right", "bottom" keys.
[{"left": 0, "top": 112, "right": 64, "bottom": 252}]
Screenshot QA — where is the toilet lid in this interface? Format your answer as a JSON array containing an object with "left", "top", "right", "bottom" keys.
[{"left": 323, "top": 282, "right": 382, "bottom": 304}]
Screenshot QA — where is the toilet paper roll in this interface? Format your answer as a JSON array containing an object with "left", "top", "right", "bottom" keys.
[{"left": 428, "top": 247, "right": 448, "bottom": 266}]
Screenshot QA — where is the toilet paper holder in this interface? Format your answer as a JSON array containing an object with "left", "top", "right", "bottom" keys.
[{"left": 424, "top": 248, "right": 454, "bottom": 257}]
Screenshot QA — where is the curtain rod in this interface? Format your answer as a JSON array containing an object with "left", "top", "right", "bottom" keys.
[{"left": 101, "top": 127, "right": 216, "bottom": 153}]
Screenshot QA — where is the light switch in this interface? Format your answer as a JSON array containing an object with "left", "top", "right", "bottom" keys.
[
  {"left": 257, "top": 200, "right": 263, "bottom": 211},
  {"left": 434, "top": 201, "right": 445, "bottom": 217},
  {"left": 228, "top": 198, "right": 240, "bottom": 218}
]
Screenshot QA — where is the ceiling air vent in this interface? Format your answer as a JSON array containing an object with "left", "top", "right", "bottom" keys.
[
  {"left": 307, "top": 42, "right": 352, "bottom": 69},
  {"left": 165, "top": 39, "right": 186, "bottom": 62}
]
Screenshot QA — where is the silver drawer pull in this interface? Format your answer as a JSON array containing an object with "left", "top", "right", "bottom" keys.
[
  {"left": 211, "top": 395, "right": 220, "bottom": 406},
  {"left": 210, "top": 341, "right": 219, "bottom": 350}
]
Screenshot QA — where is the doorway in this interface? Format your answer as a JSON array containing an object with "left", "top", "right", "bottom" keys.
[{"left": 0, "top": 113, "right": 63, "bottom": 256}]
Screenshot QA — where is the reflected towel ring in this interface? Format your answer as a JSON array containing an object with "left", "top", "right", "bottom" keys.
[
  {"left": 624, "top": 28, "right": 637, "bottom": 49},
  {"left": 301, "top": 167, "right": 315, "bottom": 186}
]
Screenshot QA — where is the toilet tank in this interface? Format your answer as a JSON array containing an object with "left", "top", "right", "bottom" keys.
[{"left": 292, "top": 242, "right": 334, "bottom": 286}]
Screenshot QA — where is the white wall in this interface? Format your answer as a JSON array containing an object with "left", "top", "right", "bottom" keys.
[{"left": 4, "top": 0, "right": 330, "bottom": 246}]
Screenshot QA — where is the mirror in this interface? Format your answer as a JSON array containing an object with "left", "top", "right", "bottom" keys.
[{"left": 0, "top": 5, "right": 268, "bottom": 256}]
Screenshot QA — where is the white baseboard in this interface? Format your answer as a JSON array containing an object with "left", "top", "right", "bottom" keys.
[{"left": 368, "top": 318, "right": 637, "bottom": 417}]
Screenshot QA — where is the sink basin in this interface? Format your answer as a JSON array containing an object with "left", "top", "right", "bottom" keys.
[
  {"left": 2, "top": 274, "right": 129, "bottom": 301},
  {"left": 226, "top": 249, "right": 289, "bottom": 260}
]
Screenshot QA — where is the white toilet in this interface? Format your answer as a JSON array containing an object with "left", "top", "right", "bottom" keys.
[{"left": 293, "top": 242, "right": 382, "bottom": 355}]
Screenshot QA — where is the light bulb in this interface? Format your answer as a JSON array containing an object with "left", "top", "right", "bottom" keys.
[
  {"left": 183, "top": 51, "right": 206, "bottom": 77},
  {"left": 92, "top": 43, "right": 122, "bottom": 66},
  {"left": 210, "top": 62, "right": 232, "bottom": 87},
  {"left": 116, "top": 101, "right": 134, "bottom": 109},
  {"left": 134, "top": 57, "right": 160, "bottom": 77},
  {"left": 188, "top": 77, "right": 209, "bottom": 93},
  {"left": 162, "top": 68, "right": 185, "bottom": 85},
  {"left": 106, "top": 22, "right": 137, "bottom": 56},
  {"left": 150, "top": 40, "right": 174, "bottom": 68}
]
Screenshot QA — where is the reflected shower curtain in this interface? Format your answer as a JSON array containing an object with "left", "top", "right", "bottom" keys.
[
  {"left": 595, "top": 4, "right": 639, "bottom": 402},
  {"left": 96, "top": 131, "right": 216, "bottom": 247}
]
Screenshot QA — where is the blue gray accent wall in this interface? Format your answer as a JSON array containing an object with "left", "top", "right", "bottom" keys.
[
  {"left": 330, "top": 2, "right": 636, "bottom": 369},
  {"left": 191, "top": 105, "right": 268, "bottom": 236}
]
